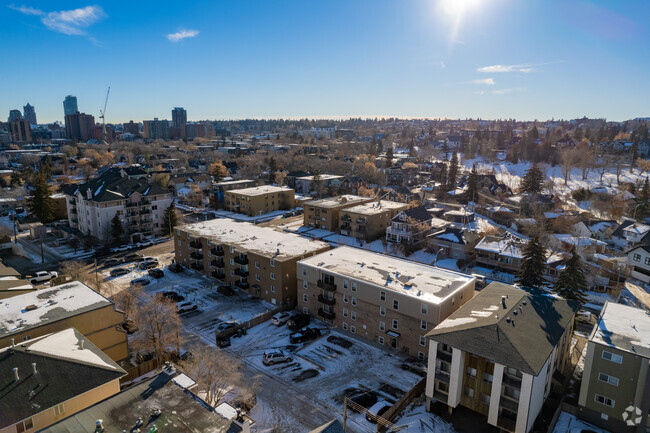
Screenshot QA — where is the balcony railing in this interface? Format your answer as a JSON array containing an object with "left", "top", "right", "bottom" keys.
[
  {"left": 140, "top": 209, "right": 152, "bottom": 215},
  {"left": 436, "top": 351, "right": 452, "bottom": 363},
  {"left": 317, "top": 308, "right": 335, "bottom": 320},
  {"left": 210, "top": 260, "right": 225, "bottom": 268},
  {"left": 497, "top": 416, "right": 517, "bottom": 432},
  {"left": 211, "top": 270, "right": 225, "bottom": 279},
  {"left": 234, "top": 268, "right": 249, "bottom": 277},
  {"left": 235, "top": 280, "right": 249, "bottom": 290},
  {"left": 502, "top": 373, "right": 522, "bottom": 388},
  {"left": 190, "top": 252, "right": 203, "bottom": 260},
  {"left": 70, "top": 209, "right": 77, "bottom": 214},
  {"left": 189, "top": 240, "right": 202, "bottom": 249},
  {"left": 234, "top": 255, "right": 248, "bottom": 265},
  {"left": 317, "top": 280, "right": 337, "bottom": 292},
  {"left": 190, "top": 263, "right": 204, "bottom": 271},
  {"left": 68, "top": 200, "right": 76, "bottom": 205},
  {"left": 210, "top": 247, "right": 224, "bottom": 256},
  {"left": 140, "top": 200, "right": 151, "bottom": 205},
  {"left": 318, "top": 294, "right": 336, "bottom": 306},
  {"left": 434, "top": 369, "right": 450, "bottom": 384},
  {"left": 140, "top": 219, "right": 153, "bottom": 224},
  {"left": 125, "top": 202, "right": 138, "bottom": 208}
]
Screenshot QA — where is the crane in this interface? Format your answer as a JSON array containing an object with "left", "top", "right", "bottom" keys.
[{"left": 99, "top": 86, "right": 110, "bottom": 142}]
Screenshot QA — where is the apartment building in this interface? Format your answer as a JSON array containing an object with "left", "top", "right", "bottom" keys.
[
  {"left": 0, "top": 328, "right": 125, "bottom": 433},
  {"left": 64, "top": 167, "right": 172, "bottom": 242},
  {"left": 224, "top": 185, "right": 295, "bottom": 217},
  {"left": 295, "top": 174, "right": 343, "bottom": 195},
  {"left": 304, "top": 195, "right": 374, "bottom": 231},
  {"left": 0, "top": 281, "right": 129, "bottom": 363},
  {"left": 426, "top": 282, "right": 579, "bottom": 433},
  {"left": 297, "top": 247, "right": 475, "bottom": 358},
  {"left": 338, "top": 200, "right": 408, "bottom": 242},
  {"left": 578, "top": 302, "right": 650, "bottom": 432},
  {"left": 174, "top": 220, "right": 329, "bottom": 305},
  {"left": 627, "top": 245, "right": 650, "bottom": 284}
]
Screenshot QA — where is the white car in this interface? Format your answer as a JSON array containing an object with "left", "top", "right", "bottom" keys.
[
  {"left": 30, "top": 271, "right": 58, "bottom": 284},
  {"left": 271, "top": 312, "right": 291, "bottom": 326}
]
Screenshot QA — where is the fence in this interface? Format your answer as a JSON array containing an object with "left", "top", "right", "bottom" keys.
[
  {"left": 120, "top": 354, "right": 172, "bottom": 384},
  {"left": 378, "top": 377, "right": 426, "bottom": 432},
  {"left": 215, "top": 304, "right": 292, "bottom": 342}
]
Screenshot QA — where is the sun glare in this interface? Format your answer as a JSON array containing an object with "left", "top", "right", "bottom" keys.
[{"left": 441, "top": 0, "right": 481, "bottom": 16}]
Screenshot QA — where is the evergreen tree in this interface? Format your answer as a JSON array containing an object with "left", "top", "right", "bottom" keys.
[
  {"left": 408, "top": 139, "right": 416, "bottom": 157},
  {"left": 447, "top": 152, "right": 459, "bottom": 189},
  {"left": 520, "top": 163, "right": 544, "bottom": 194},
  {"left": 269, "top": 157, "right": 277, "bottom": 182},
  {"left": 517, "top": 236, "right": 547, "bottom": 289},
  {"left": 637, "top": 177, "right": 650, "bottom": 220},
  {"left": 553, "top": 249, "right": 587, "bottom": 303},
  {"left": 27, "top": 171, "right": 53, "bottom": 223},
  {"left": 311, "top": 170, "right": 322, "bottom": 198},
  {"left": 385, "top": 147, "right": 394, "bottom": 168},
  {"left": 439, "top": 163, "right": 448, "bottom": 187},
  {"left": 10, "top": 171, "right": 22, "bottom": 186},
  {"left": 467, "top": 164, "right": 479, "bottom": 202},
  {"left": 110, "top": 214, "right": 123, "bottom": 246},
  {"left": 162, "top": 202, "right": 179, "bottom": 236}
]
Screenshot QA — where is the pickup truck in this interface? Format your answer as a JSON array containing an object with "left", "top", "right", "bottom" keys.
[{"left": 30, "top": 271, "right": 58, "bottom": 284}]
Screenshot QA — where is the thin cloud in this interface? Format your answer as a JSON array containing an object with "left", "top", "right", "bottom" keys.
[
  {"left": 167, "top": 29, "right": 199, "bottom": 42},
  {"left": 491, "top": 87, "right": 523, "bottom": 95},
  {"left": 477, "top": 64, "right": 534, "bottom": 73},
  {"left": 10, "top": 4, "right": 106, "bottom": 36},
  {"left": 468, "top": 78, "right": 495, "bottom": 85}
]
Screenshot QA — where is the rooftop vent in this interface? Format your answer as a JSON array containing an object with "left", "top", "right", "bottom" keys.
[
  {"left": 522, "top": 301, "right": 527, "bottom": 306},
  {"left": 501, "top": 296, "right": 507, "bottom": 308},
  {"left": 513, "top": 310, "right": 518, "bottom": 316},
  {"left": 95, "top": 420, "right": 104, "bottom": 433},
  {"left": 25, "top": 304, "right": 38, "bottom": 311},
  {"left": 505, "top": 317, "right": 511, "bottom": 323},
  {"left": 32, "top": 363, "right": 37, "bottom": 374},
  {"left": 80, "top": 339, "right": 85, "bottom": 350},
  {"left": 13, "top": 367, "right": 19, "bottom": 382}
]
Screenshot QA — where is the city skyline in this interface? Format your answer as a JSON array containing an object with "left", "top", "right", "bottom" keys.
[{"left": 2, "top": 0, "right": 649, "bottom": 123}]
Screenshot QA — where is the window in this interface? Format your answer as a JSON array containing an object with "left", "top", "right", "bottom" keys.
[
  {"left": 645, "top": 257, "right": 650, "bottom": 265},
  {"left": 594, "top": 394, "right": 615, "bottom": 408},
  {"left": 598, "top": 373, "right": 619, "bottom": 386},
  {"left": 230, "top": 258, "right": 235, "bottom": 265},
  {"left": 421, "top": 320, "right": 427, "bottom": 330},
  {"left": 633, "top": 253, "right": 641, "bottom": 262},
  {"left": 229, "top": 246, "right": 234, "bottom": 253},
  {"left": 255, "top": 274, "right": 261, "bottom": 282},
  {"left": 343, "top": 308, "right": 348, "bottom": 318},
  {"left": 351, "top": 311, "right": 357, "bottom": 321},
  {"left": 379, "top": 321, "right": 385, "bottom": 331},
  {"left": 466, "top": 367, "right": 477, "bottom": 378},
  {"left": 270, "top": 285, "right": 276, "bottom": 293},
  {"left": 350, "top": 326, "right": 356, "bottom": 334},
  {"left": 380, "top": 291, "right": 386, "bottom": 301},
  {"left": 303, "top": 294, "right": 308, "bottom": 302},
  {"left": 420, "top": 336, "right": 426, "bottom": 346},
  {"left": 392, "top": 319, "right": 398, "bottom": 330},
  {"left": 380, "top": 306, "right": 386, "bottom": 316},
  {"left": 53, "top": 403, "right": 65, "bottom": 416},
  {"left": 378, "top": 336, "right": 384, "bottom": 345},
  {"left": 483, "top": 373, "right": 493, "bottom": 383},
  {"left": 480, "top": 393, "right": 491, "bottom": 405},
  {"left": 393, "top": 299, "right": 399, "bottom": 310},
  {"left": 303, "top": 280, "right": 308, "bottom": 289},
  {"left": 343, "top": 294, "right": 349, "bottom": 303},
  {"left": 302, "top": 267, "right": 307, "bottom": 276},
  {"left": 177, "top": 229, "right": 181, "bottom": 236},
  {"left": 351, "top": 282, "right": 357, "bottom": 291},
  {"left": 418, "top": 351, "right": 425, "bottom": 361},
  {"left": 464, "top": 387, "right": 475, "bottom": 398},
  {"left": 343, "top": 279, "right": 348, "bottom": 289},
  {"left": 342, "top": 322, "right": 348, "bottom": 330},
  {"left": 270, "top": 259, "right": 275, "bottom": 267},
  {"left": 421, "top": 303, "right": 428, "bottom": 314},
  {"left": 230, "top": 270, "right": 235, "bottom": 277},
  {"left": 270, "top": 272, "right": 276, "bottom": 280},
  {"left": 177, "top": 240, "right": 181, "bottom": 246},
  {"left": 351, "top": 297, "right": 357, "bottom": 306},
  {"left": 602, "top": 350, "right": 623, "bottom": 364},
  {"left": 255, "top": 261, "right": 260, "bottom": 269},
  {"left": 16, "top": 418, "right": 33, "bottom": 433}
]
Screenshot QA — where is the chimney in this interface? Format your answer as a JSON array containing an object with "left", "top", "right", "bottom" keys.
[
  {"left": 32, "top": 363, "right": 37, "bottom": 374},
  {"left": 95, "top": 420, "right": 104, "bottom": 429},
  {"left": 10, "top": 338, "right": 14, "bottom": 348},
  {"left": 86, "top": 188, "right": 92, "bottom": 200},
  {"left": 80, "top": 339, "right": 85, "bottom": 350},
  {"left": 13, "top": 367, "right": 19, "bottom": 381},
  {"left": 501, "top": 295, "right": 507, "bottom": 308}
]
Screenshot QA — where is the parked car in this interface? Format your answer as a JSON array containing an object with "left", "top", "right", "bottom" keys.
[
  {"left": 110, "top": 245, "right": 132, "bottom": 253},
  {"left": 365, "top": 402, "right": 391, "bottom": 423},
  {"left": 29, "top": 271, "right": 58, "bottom": 285},
  {"left": 103, "top": 258, "right": 123, "bottom": 267},
  {"left": 294, "top": 209, "right": 303, "bottom": 215},
  {"left": 168, "top": 262, "right": 183, "bottom": 273},
  {"left": 262, "top": 350, "right": 292, "bottom": 366},
  {"left": 282, "top": 211, "right": 294, "bottom": 218},
  {"left": 159, "top": 291, "right": 184, "bottom": 302},
  {"left": 123, "top": 253, "right": 143, "bottom": 263},
  {"left": 110, "top": 267, "right": 130, "bottom": 277},
  {"left": 400, "top": 359, "right": 427, "bottom": 377},
  {"left": 289, "top": 327, "right": 321, "bottom": 344},
  {"left": 130, "top": 277, "right": 150, "bottom": 287},
  {"left": 176, "top": 301, "right": 198, "bottom": 314},
  {"left": 287, "top": 313, "right": 310, "bottom": 331},
  {"left": 216, "top": 321, "right": 238, "bottom": 332},
  {"left": 148, "top": 268, "right": 164, "bottom": 278},
  {"left": 217, "top": 285, "right": 235, "bottom": 296},
  {"left": 136, "top": 240, "right": 154, "bottom": 247},
  {"left": 271, "top": 311, "right": 291, "bottom": 326},
  {"left": 348, "top": 390, "right": 378, "bottom": 412},
  {"left": 139, "top": 261, "right": 159, "bottom": 270}
]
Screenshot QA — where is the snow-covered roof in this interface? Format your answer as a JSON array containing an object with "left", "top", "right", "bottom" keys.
[
  {"left": 0, "top": 281, "right": 112, "bottom": 336},
  {"left": 299, "top": 246, "right": 474, "bottom": 304},
  {"left": 172, "top": 373, "right": 197, "bottom": 389},
  {"left": 180, "top": 219, "right": 329, "bottom": 259},
  {"left": 306, "top": 195, "right": 371, "bottom": 209},
  {"left": 475, "top": 236, "right": 525, "bottom": 259},
  {"left": 227, "top": 185, "right": 293, "bottom": 196},
  {"left": 553, "top": 234, "right": 606, "bottom": 247},
  {"left": 623, "top": 223, "right": 650, "bottom": 236},
  {"left": 297, "top": 174, "right": 343, "bottom": 181},
  {"left": 342, "top": 201, "right": 407, "bottom": 216},
  {"left": 592, "top": 302, "right": 650, "bottom": 358}
]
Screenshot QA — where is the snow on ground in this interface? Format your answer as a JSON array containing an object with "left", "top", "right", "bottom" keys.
[
  {"left": 392, "top": 401, "right": 457, "bottom": 433},
  {"left": 435, "top": 259, "right": 460, "bottom": 271},
  {"left": 552, "top": 411, "right": 609, "bottom": 433},
  {"left": 618, "top": 280, "right": 650, "bottom": 312}
]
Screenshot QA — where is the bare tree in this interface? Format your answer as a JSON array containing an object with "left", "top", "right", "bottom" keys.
[
  {"left": 615, "top": 155, "right": 624, "bottom": 185},
  {"left": 179, "top": 346, "right": 244, "bottom": 407},
  {"left": 595, "top": 155, "right": 608, "bottom": 184},
  {"left": 560, "top": 148, "right": 577, "bottom": 185},
  {"left": 274, "top": 170, "right": 287, "bottom": 186},
  {"left": 578, "top": 148, "right": 595, "bottom": 180},
  {"left": 112, "top": 285, "right": 143, "bottom": 321},
  {"left": 60, "top": 260, "right": 86, "bottom": 281},
  {"left": 131, "top": 295, "right": 182, "bottom": 362}
]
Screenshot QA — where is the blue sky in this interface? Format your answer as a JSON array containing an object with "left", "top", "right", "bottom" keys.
[{"left": 2, "top": 0, "right": 649, "bottom": 123}]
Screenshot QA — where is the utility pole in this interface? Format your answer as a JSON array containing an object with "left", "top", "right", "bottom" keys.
[
  {"left": 40, "top": 231, "right": 44, "bottom": 264},
  {"left": 342, "top": 397, "right": 348, "bottom": 432}
]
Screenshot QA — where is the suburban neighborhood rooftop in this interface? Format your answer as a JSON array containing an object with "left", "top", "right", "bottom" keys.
[
  {"left": 591, "top": 301, "right": 650, "bottom": 358},
  {"left": 306, "top": 194, "right": 371, "bottom": 208},
  {"left": 343, "top": 200, "right": 407, "bottom": 215},
  {"left": 228, "top": 185, "right": 293, "bottom": 196}
]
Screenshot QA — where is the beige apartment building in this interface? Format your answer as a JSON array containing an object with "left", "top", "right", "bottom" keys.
[
  {"left": 224, "top": 185, "right": 295, "bottom": 217},
  {"left": 297, "top": 246, "right": 475, "bottom": 358},
  {"left": 175, "top": 220, "right": 329, "bottom": 305},
  {"left": 304, "top": 195, "right": 374, "bottom": 232},
  {"left": 339, "top": 200, "right": 408, "bottom": 242}
]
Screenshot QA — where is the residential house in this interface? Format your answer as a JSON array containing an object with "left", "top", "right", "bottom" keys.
[
  {"left": 295, "top": 174, "right": 343, "bottom": 196},
  {"left": 386, "top": 206, "right": 432, "bottom": 245},
  {"left": 338, "top": 200, "right": 408, "bottom": 242},
  {"left": 612, "top": 220, "right": 650, "bottom": 249},
  {"left": 428, "top": 227, "right": 480, "bottom": 262},
  {"left": 338, "top": 176, "right": 366, "bottom": 195},
  {"left": 426, "top": 282, "right": 579, "bottom": 433},
  {"left": 577, "top": 302, "right": 650, "bottom": 433},
  {"left": 298, "top": 247, "right": 475, "bottom": 358},
  {"left": 212, "top": 179, "right": 257, "bottom": 206},
  {"left": 168, "top": 172, "right": 212, "bottom": 195},
  {"left": 304, "top": 195, "right": 374, "bottom": 232},
  {"left": 0, "top": 260, "right": 34, "bottom": 300},
  {"left": 627, "top": 245, "right": 650, "bottom": 284},
  {"left": 174, "top": 220, "right": 329, "bottom": 305},
  {"left": 484, "top": 206, "right": 517, "bottom": 226},
  {"left": 572, "top": 220, "right": 618, "bottom": 242},
  {"left": 0, "top": 328, "right": 126, "bottom": 433},
  {"left": 286, "top": 170, "right": 311, "bottom": 189},
  {"left": 0, "top": 281, "right": 128, "bottom": 362},
  {"left": 224, "top": 185, "right": 295, "bottom": 217}
]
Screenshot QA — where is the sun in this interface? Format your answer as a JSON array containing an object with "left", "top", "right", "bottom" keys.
[{"left": 440, "top": 0, "right": 481, "bottom": 16}]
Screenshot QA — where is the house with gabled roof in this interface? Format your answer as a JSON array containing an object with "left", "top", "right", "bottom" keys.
[{"left": 386, "top": 205, "right": 432, "bottom": 245}]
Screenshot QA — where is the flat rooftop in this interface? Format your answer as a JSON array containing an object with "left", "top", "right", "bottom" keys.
[
  {"left": 299, "top": 246, "right": 474, "bottom": 304},
  {"left": 591, "top": 301, "right": 650, "bottom": 358},
  {"left": 343, "top": 201, "right": 408, "bottom": 216},
  {"left": 227, "top": 185, "right": 293, "bottom": 196},
  {"left": 297, "top": 174, "right": 343, "bottom": 181},
  {"left": 180, "top": 219, "right": 329, "bottom": 259},
  {"left": 307, "top": 195, "right": 372, "bottom": 209},
  {"left": 0, "top": 281, "right": 112, "bottom": 336}
]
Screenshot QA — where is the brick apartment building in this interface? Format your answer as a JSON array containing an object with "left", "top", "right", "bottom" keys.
[
  {"left": 224, "top": 185, "right": 295, "bottom": 217},
  {"left": 303, "top": 195, "right": 374, "bottom": 231},
  {"left": 339, "top": 200, "right": 408, "bottom": 242},
  {"left": 174, "top": 220, "right": 329, "bottom": 305},
  {"left": 297, "top": 246, "right": 475, "bottom": 359}
]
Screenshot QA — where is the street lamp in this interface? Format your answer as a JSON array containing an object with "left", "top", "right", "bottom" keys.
[{"left": 433, "top": 248, "right": 444, "bottom": 266}]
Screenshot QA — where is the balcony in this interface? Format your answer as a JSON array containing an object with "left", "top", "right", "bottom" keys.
[
  {"left": 434, "top": 369, "right": 450, "bottom": 384},
  {"left": 211, "top": 270, "right": 225, "bottom": 279},
  {"left": 125, "top": 202, "right": 138, "bottom": 208},
  {"left": 190, "top": 263, "right": 204, "bottom": 271},
  {"left": 317, "top": 280, "right": 337, "bottom": 292},
  {"left": 234, "top": 268, "right": 249, "bottom": 277},
  {"left": 140, "top": 200, "right": 151, "bottom": 205},
  {"left": 140, "top": 209, "right": 152, "bottom": 215},
  {"left": 502, "top": 373, "right": 522, "bottom": 388},
  {"left": 70, "top": 209, "right": 77, "bottom": 214},
  {"left": 235, "top": 280, "right": 249, "bottom": 290},
  {"left": 71, "top": 218, "right": 78, "bottom": 223},
  {"left": 317, "top": 308, "right": 335, "bottom": 320},
  {"left": 210, "top": 259, "right": 225, "bottom": 268},
  {"left": 318, "top": 294, "right": 336, "bottom": 306},
  {"left": 210, "top": 247, "right": 224, "bottom": 256},
  {"left": 140, "top": 219, "right": 153, "bottom": 224},
  {"left": 497, "top": 416, "right": 517, "bottom": 433},
  {"left": 234, "top": 255, "right": 248, "bottom": 265},
  {"left": 68, "top": 200, "right": 76, "bottom": 205},
  {"left": 190, "top": 252, "right": 203, "bottom": 260},
  {"left": 189, "top": 240, "right": 203, "bottom": 249},
  {"left": 126, "top": 211, "right": 139, "bottom": 218},
  {"left": 386, "top": 226, "right": 412, "bottom": 237},
  {"left": 436, "top": 350, "right": 452, "bottom": 363}
]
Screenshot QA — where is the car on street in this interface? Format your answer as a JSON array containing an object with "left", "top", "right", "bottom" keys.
[
  {"left": 289, "top": 327, "right": 321, "bottom": 344},
  {"left": 271, "top": 311, "right": 291, "bottom": 326},
  {"left": 29, "top": 271, "right": 58, "bottom": 285},
  {"left": 130, "top": 276, "right": 150, "bottom": 287},
  {"left": 110, "top": 267, "right": 130, "bottom": 277},
  {"left": 262, "top": 350, "right": 292, "bottom": 366},
  {"left": 348, "top": 390, "right": 378, "bottom": 412},
  {"left": 159, "top": 291, "right": 184, "bottom": 302},
  {"left": 400, "top": 359, "right": 427, "bottom": 377},
  {"left": 168, "top": 262, "right": 183, "bottom": 273},
  {"left": 365, "top": 402, "right": 391, "bottom": 423},
  {"left": 138, "top": 261, "right": 159, "bottom": 270},
  {"left": 123, "top": 253, "right": 143, "bottom": 263},
  {"left": 287, "top": 313, "right": 310, "bottom": 331},
  {"left": 217, "top": 285, "right": 235, "bottom": 296},
  {"left": 148, "top": 268, "right": 164, "bottom": 278},
  {"left": 110, "top": 245, "right": 132, "bottom": 253},
  {"left": 136, "top": 240, "right": 154, "bottom": 247},
  {"left": 103, "top": 258, "right": 123, "bottom": 267},
  {"left": 176, "top": 301, "right": 198, "bottom": 314}
]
